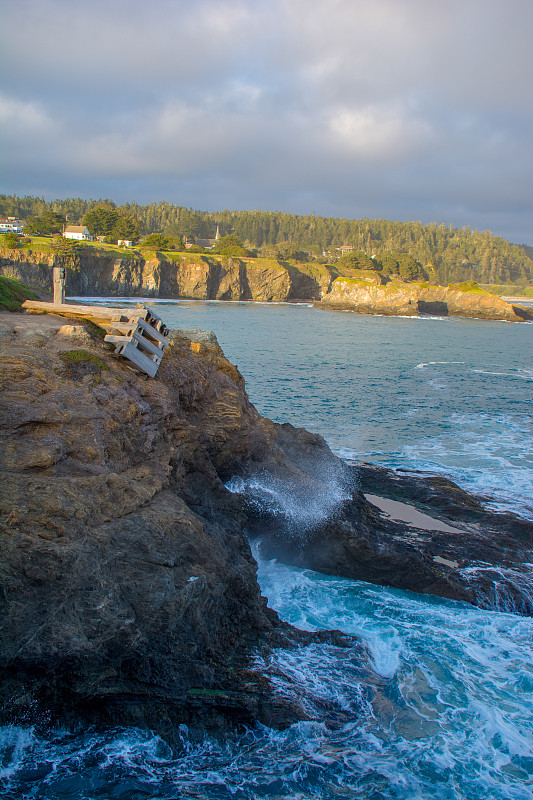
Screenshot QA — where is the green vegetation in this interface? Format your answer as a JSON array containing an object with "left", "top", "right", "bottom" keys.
[
  {"left": 336, "top": 250, "right": 376, "bottom": 271},
  {"left": 23, "top": 210, "right": 65, "bottom": 236},
  {"left": 59, "top": 349, "right": 108, "bottom": 368},
  {"left": 448, "top": 281, "right": 484, "bottom": 293},
  {"left": 83, "top": 206, "right": 139, "bottom": 242},
  {"left": 2, "top": 194, "right": 532, "bottom": 287},
  {"left": 0, "top": 275, "right": 39, "bottom": 311},
  {"left": 140, "top": 233, "right": 183, "bottom": 251},
  {"left": 51, "top": 237, "right": 81, "bottom": 256},
  {"left": 3, "top": 232, "right": 21, "bottom": 249},
  {"left": 59, "top": 349, "right": 109, "bottom": 381},
  {"left": 376, "top": 252, "right": 426, "bottom": 280},
  {"left": 480, "top": 284, "right": 533, "bottom": 298},
  {"left": 211, "top": 234, "right": 250, "bottom": 257}
]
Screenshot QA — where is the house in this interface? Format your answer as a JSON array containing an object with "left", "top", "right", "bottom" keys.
[
  {"left": 63, "top": 225, "right": 94, "bottom": 241},
  {"left": 336, "top": 245, "right": 354, "bottom": 253},
  {"left": 0, "top": 219, "right": 25, "bottom": 235},
  {"left": 186, "top": 224, "right": 221, "bottom": 250},
  {"left": 118, "top": 240, "right": 133, "bottom": 247}
]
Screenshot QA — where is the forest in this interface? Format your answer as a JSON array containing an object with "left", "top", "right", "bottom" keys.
[{"left": 1, "top": 194, "right": 532, "bottom": 286}]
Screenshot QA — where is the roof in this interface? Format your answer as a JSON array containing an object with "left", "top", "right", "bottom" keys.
[{"left": 64, "top": 225, "right": 88, "bottom": 233}]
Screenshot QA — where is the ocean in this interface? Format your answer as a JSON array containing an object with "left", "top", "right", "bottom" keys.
[{"left": 2, "top": 301, "right": 532, "bottom": 799}]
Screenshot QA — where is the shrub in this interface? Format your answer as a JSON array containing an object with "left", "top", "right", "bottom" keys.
[
  {"left": 2, "top": 232, "right": 21, "bottom": 248},
  {"left": 0, "top": 276, "right": 39, "bottom": 311}
]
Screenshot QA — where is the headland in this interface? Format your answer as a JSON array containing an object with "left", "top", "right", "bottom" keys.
[{"left": 1, "top": 307, "right": 532, "bottom": 742}]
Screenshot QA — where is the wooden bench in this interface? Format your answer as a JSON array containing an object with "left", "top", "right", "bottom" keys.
[{"left": 22, "top": 301, "right": 171, "bottom": 378}]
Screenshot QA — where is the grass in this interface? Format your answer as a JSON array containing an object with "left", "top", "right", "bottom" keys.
[
  {"left": 479, "top": 284, "right": 533, "bottom": 298},
  {"left": 59, "top": 349, "right": 108, "bottom": 369},
  {"left": 447, "top": 281, "right": 484, "bottom": 293},
  {"left": 0, "top": 275, "right": 39, "bottom": 311},
  {"left": 59, "top": 349, "right": 109, "bottom": 382}
]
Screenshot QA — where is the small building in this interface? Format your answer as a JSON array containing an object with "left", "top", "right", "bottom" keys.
[
  {"left": 186, "top": 225, "right": 221, "bottom": 250},
  {"left": 0, "top": 219, "right": 25, "bottom": 235},
  {"left": 64, "top": 225, "right": 94, "bottom": 241},
  {"left": 118, "top": 239, "right": 133, "bottom": 247},
  {"left": 336, "top": 245, "right": 354, "bottom": 254}
]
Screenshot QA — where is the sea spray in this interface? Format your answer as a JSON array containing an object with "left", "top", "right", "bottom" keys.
[{"left": 226, "top": 471, "right": 351, "bottom": 532}]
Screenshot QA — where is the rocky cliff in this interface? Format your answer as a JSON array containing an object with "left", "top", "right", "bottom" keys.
[
  {"left": 2, "top": 246, "right": 529, "bottom": 321},
  {"left": 0, "top": 312, "right": 353, "bottom": 739},
  {"left": 1, "top": 310, "right": 532, "bottom": 741},
  {"left": 0, "top": 249, "right": 328, "bottom": 303},
  {"left": 321, "top": 276, "right": 530, "bottom": 320}
]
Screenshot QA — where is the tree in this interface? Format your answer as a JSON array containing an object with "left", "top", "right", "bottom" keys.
[
  {"left": 377, "top": 253, "right": 400, "bottom": 275},
  {"left": 83, "top": 207, "right": 118, "bottom": 236},
  {"left": 212, "top": 234, "right": 249, "bottom": 257},
  {"left": 113, "top": 214, "right": 139, "bottom": 241},
  {"left": 397, "top": 254, "right": 425, "bottom": 281},
  {"left": 337, "top": 250, "right": 376, "bottom": 270},
  {"left": 3, "top": 232, "right": 21, "bottom": 248},
  {"left": 23, "top": 211, "right": 65, "bottom": 236},
  {"left": 141, "top": 233, "right": 172, "bottom": 250},
  {"left": 275, "top": 241, "right": 308, "bottom": 261}
]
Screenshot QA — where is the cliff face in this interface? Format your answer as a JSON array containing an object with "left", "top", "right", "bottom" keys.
[
  {"left": 0, "top": 313, "right": 350, "bottom": 737},
  {"left": 1, "top": 249, "right": 528, "bottom": 320},
  {"left": 0, "top": 250, "right": 322, "bottom": 303},
  {"left": 1, "top": 310, "right": 532, "bottom": 741},
  {"left": 415, "top": 284, "right": 523, "bottom": 320},
  {"left": 321, "top": 276, "right": 527, "bottom": 320},
  {"left": 320, "top": 278, "right": 419, "bottom": 316}
]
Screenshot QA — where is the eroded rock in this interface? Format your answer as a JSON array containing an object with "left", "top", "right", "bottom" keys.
[{"left": 0, "top": 315, "right": 357, "bottom": 738}]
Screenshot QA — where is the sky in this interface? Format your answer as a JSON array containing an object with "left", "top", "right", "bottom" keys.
[{"left": 1, "top": 0, "right": 532, "bottom": 243}]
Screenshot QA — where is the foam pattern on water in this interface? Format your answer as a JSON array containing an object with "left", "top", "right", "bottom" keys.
[
  {"left": 2, "top": 303, "right": 531, "bottom": 799},
  {"left": 399, "top": 412, "right": 533, "bottom": 519},
  {"left": 3, "top": 554, "right": 532, "bottom": 800}
]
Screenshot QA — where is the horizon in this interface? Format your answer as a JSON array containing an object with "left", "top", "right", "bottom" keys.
[{"left": 2, "top": 1, "right": 532, "bottom": 245}]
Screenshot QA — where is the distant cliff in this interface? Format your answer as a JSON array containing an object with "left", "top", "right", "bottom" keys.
[
  {"left": 0, "top": 246, "right": 529, "bottom": 321},
  {"left": 321, "top": 275, "right": 530, "bottom": 321}
]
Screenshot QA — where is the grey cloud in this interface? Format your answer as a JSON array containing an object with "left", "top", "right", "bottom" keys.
[{"left": 1, "top": 0, "right": 532, "bottom": 243}]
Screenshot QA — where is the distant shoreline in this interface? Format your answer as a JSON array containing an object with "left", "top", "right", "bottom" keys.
[{"left": 501, "top": 295, "right": 533, "bottom": 306}]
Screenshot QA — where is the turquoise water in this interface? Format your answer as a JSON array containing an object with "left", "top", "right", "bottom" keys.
[
  {"left": 2, "top": 301, "right": 532, "bottom": 799},
  {"left": 121, "top": 299, "right": 533, "bottom": 518}
]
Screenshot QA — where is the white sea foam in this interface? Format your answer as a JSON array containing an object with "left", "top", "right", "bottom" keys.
[
  {"left": 0, "top": 726, "right": 35, "bottom": 782},
  {"left": 415, "top": 361, "right": 466, "bottom": 369},
  {"left": 472, "top": 367, "right": 533, "bottom": 380},
  {"left": 226, "top": 464, "right": 350, "bottom": 531},
  {"left": 3, "top": 560, "right": 533, "bottom": 800},
  {"left": 401, "top": 412, "right": 533, "bottom": 519}
]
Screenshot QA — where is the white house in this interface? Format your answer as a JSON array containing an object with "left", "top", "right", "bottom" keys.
[
  {"left": 117, "top": 239, "right": 133, "bottom": 247},
  {"left": 0, "top": 219, "right": 25, "bottom": 235},
  {"left": 63, "top": 225, "right": 94, "bottom": 241}
]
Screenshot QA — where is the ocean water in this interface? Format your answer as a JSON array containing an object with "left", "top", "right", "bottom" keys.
[{"left": 2, "top": 301, "right": 532, "bottom": 799}]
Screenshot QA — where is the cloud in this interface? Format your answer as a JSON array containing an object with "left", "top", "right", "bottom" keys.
[{"left": 1, "top": 0, "right": 532, "bottom": 242}]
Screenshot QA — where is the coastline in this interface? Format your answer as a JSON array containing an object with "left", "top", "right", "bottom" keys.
[
  {"left": 1, "top": 309, "right": 532, "bottom": 742},
  {"left": 1, "top": 247, "right": 531, "bottom": 322}
]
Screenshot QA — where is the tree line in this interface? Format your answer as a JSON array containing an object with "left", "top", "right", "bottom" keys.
[{"left": 1, "top": 194, "right": 531, "bottom": 286}]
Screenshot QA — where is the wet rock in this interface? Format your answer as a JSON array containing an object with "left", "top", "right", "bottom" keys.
[
  {"left": 247, "top": 461, "right": 533, "bottom": 616},
  {"left": 0, "top": 316, "right": 359, "bottom": 738},
  {"left": 1, "top": 312, "right": 531, "bottom": 746}
]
